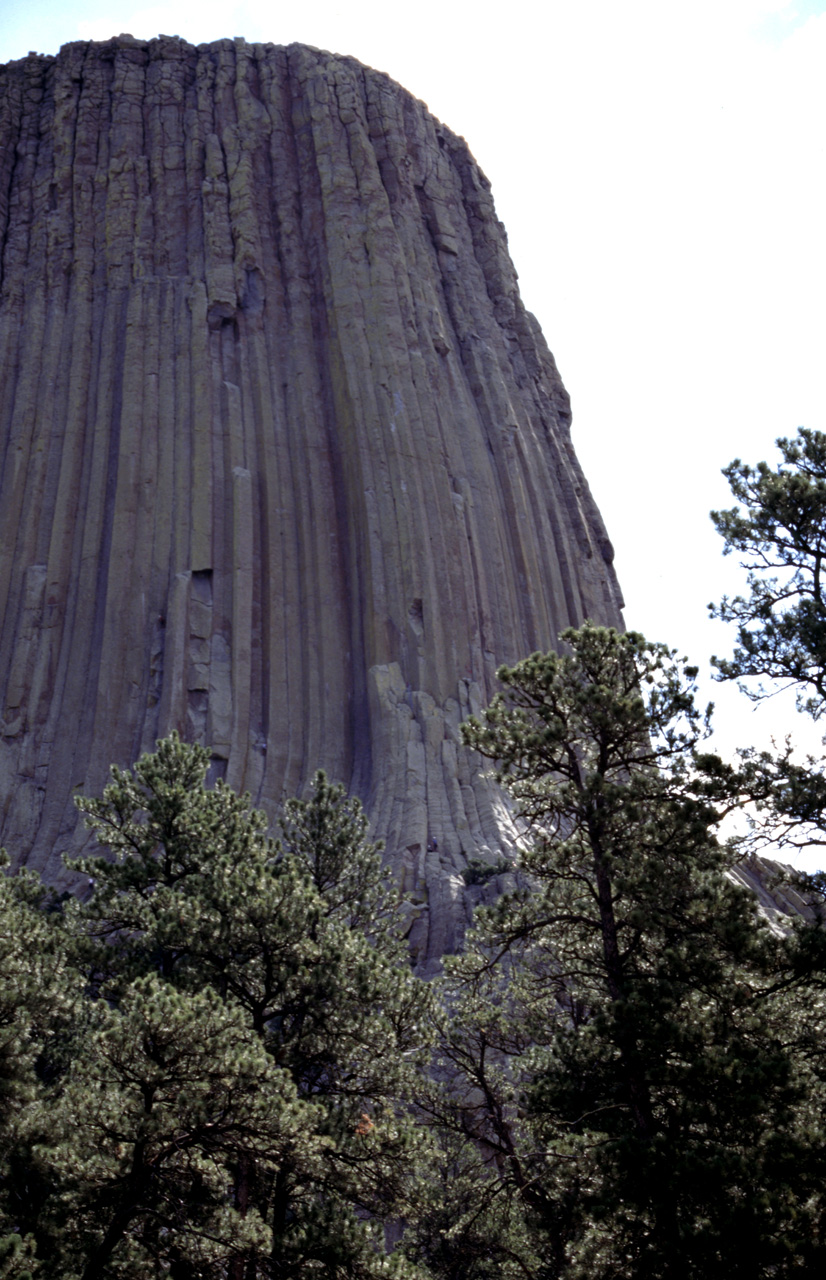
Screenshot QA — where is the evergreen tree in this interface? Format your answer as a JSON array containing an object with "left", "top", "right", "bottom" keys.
[
  {"left": 34, "top": 977, "right": 320, "bottom": 1280},
  {"left": 711, "top": 426, "right": 826, "bottom": 717},
  {"left": 709, "top": 426, "right": 826, "bottom": 854},
  {"left": 0, "top": 858, "right": 72, "bottom": 1149},
  {"left": 427, "top": 625, "right": 824, "bottom": 1279},
  {"left": 277, "top": 773, "right": 405, "bottom": 958},
  {"left": 61, "top": 737, "right": 433, "bottom": 1278},
  {"left": 0, "top": 856, "right": 80, "bottom": 1273}
]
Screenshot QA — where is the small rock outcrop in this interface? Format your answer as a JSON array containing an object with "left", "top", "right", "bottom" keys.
[{"left": 0, "top": 36, "right": 623, "bottom": 965}]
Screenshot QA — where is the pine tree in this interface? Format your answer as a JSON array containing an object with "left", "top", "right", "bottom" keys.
[
  {"left": 33, "top": 977, "right": 320, "bottom": 1280},
  {"left": 429, "top": 624, "right": 824, "bottom": 1279},
  {"left": 0, "top": 856, "right": 79, "bottom": 1274},
  {"left": 63, "top": 737, "right": 433, "bottom": 1278},
  {"left": 710, "top": 426, "right": 826, "bottom": 717},
  {"left": 709, "top": 426, "right": 826, "bottom": 854},
  {"left": 278, "top": 771, "right": 405, "bottom": 957}
]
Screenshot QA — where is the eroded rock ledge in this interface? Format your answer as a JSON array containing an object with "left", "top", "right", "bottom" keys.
[{"left": 0, "top": 36, "right": 623, "bottom": 965}]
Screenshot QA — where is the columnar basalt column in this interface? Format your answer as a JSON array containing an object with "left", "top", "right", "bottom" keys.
[{"left": 0, "top": 36, "right": 623, "bottom": 965}]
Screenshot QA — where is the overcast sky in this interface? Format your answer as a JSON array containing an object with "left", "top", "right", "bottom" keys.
[{"left": 3, "top": 1, "right": 826, "bottom": 861}]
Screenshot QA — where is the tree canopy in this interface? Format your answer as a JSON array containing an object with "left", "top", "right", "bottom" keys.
[
  {"left": 412, "top": 625, "right": 826, "bottom": 1279},
  {"left": 0, "top": 739, "right": 434, "bottom": 1279},
  {"left": 711, "top": 426, "right": 826, "bottom": 716},
  {"left": 710, "top": 427, "right": 826, "bottom": 857}
]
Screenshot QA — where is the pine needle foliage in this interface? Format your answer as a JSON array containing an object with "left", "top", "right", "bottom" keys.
[
  {"left": 711, "top": 426, "right": 826, "bottom": 716},
  {"left": 708, "top": 427, "right": 826, "bottom": 857},
  {"left": 420, "top": 625, "right": 826, "bottom": 1280},
  {"left": 4, "top": 736, "right": 434, "bottom": 1280}
]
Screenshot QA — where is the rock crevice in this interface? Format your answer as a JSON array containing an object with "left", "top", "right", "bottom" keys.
[{"left": 0, "top": 36, "right": 622, "bottom": 964}]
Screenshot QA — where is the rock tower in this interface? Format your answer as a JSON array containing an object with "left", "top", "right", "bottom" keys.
[{"left": 0, "top": 36, "right": 622, "bottom": 965}]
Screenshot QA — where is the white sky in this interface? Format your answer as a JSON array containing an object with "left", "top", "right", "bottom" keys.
[{"left": 3, "top": 1, "right": 826, "bottom": 864}]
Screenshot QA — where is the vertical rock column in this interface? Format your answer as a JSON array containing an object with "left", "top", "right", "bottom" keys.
[{"left": 0, "top": 36, "right": 623, "bottom": 965}]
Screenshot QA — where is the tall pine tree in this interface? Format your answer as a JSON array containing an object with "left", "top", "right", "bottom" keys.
[
  {"left": 422, "top": 625, "right": 824, "bottom": 1279},
  {"left": 31, "top": 737, "right": 434, "bottom": 1279}
]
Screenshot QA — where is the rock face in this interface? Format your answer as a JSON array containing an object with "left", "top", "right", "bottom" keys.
[{"left": 0, "top": 35, "right": 622, "bottom": 966}]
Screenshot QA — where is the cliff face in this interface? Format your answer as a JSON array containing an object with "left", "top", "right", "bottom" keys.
[{"left": 0, "top": 35, "right": 622, "bottom": 965}]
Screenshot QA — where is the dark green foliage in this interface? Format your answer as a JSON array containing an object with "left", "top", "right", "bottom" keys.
[
  {"left": 403, "top": 1126, "right": 547, "bottom": 1280},
  {"left": 710, "top": 426, "right": 826, "bottom": 716},
  {"left": 709, "top": 427, "right": 826, "bottom": 854},
  {"left": 460, "top": 858, "right": 511, "bottom": 887},
  {"left": 423, "top": 625, "right": 826, "bottom": 1279},
  {"left": 0, "top": 1232, "right": 36, "bottom": 1280},
  {"left": 0, "top": 738, "right": 433, "bottom": 1279},
  {"left": 277, "top": 773, "right": 399, "bottom": 947},
  {"left": 0, "top": 855, "right": 82, "bottom": 1262},
  {"left": 0, "top": 856, "right": 74, "bottom": 1125},
  {"left": 38, "top": 978, "right": 317, "bottom": 1279}
]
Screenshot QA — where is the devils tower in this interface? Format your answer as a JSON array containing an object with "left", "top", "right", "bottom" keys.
[{"left": 0, "top": 35, "right": 622, "bottom": 965}]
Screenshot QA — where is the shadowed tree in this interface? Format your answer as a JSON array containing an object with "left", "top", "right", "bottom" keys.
[
  {"left": 47, "top": 737, "right": 434, "bottom": 1278},
  {"left": 417, "top": 625, "right": 826, "bottom": 1279}
]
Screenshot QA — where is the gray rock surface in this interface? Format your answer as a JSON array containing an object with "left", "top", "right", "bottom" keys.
[{"left": 0, "top": 36, "right": 623, "bottom": 966}]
